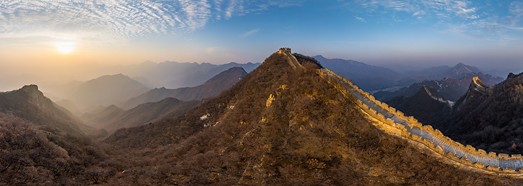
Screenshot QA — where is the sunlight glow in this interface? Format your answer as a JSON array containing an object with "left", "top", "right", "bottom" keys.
[{"left": 55, "top": 41, "right": 76, "bottom": 54}]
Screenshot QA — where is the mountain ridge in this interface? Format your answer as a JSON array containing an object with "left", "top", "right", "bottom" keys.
[{"left": 121, "top": 67, "right": 247, "bottom": 109}]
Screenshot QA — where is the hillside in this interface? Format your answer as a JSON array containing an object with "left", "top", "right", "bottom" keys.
[
  {"left": 387, "top": 86, "right": 452, "bottom": 126},
  {"left": 81, "top": 105, "right": 125, "bottom": 129},
  {"left": 375, "top": 70, "right": 503, "bottom": 102},
  {"left": 122, "top": 67, "right": 247, "bottom": 109},
  {"left": 0, "top": 85, "right": 84, "bottom": 135},
  {"left": 438, "top": 73, "right": 523, "bottom": 154},
  {"left": 314, "top": 55, "right": 402, "bottom": 91},
  {"left": 0, "top": 85, "right": 117, "bottom": 185},
  {"left": 104, "top": 49, "right": 517, "bottom": 185},
  {"left": 54, "top": 74, "right": 150, "bottom": 111},
  {"left": 83, "top": 98, "right": 199, "bottom": 132}
]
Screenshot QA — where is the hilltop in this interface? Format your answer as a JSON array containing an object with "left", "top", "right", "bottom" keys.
[
  {"left": 104, "top": 49, "right": 517, "bottom": 185},
  {"left": 0, "top": 85, "right": 116, "bottom": 185}
]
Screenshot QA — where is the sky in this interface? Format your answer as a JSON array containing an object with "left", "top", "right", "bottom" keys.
[{"left": 0, "top": 0, "right": 523, "bottom": 85}]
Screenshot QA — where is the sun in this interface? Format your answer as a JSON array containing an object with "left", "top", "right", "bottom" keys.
[{"left": 55, "top": 41, "right": 76, "bottom": 54}]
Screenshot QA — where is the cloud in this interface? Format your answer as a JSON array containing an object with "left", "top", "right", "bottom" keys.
[
  {"left": 347, "top": 0, "right": 523, "bottom": 39},
  {"left": 354, "top": 16, "right": 366, "bottom": 22},
  {"left": 240, "top": 28, "right": 260, "bottom": 38},
  {"left": 352, "top": 0, "right": 478, "bottom": 20},
  {"left": 0, "top": 0, "right": 302, "bottom": 39}
]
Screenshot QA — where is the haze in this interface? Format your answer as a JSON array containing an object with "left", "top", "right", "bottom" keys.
[{"left": 1, "top": 0, "right": 522, "bottom": 91}]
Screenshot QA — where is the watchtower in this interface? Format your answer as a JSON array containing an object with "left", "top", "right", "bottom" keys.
[{"left": 278, "top": 47, "right": 291, "bottom": 54}]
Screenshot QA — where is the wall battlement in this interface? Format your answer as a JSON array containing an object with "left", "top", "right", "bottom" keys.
[{"left": 318, "top": 68, "right": 523, "bottom": 174}]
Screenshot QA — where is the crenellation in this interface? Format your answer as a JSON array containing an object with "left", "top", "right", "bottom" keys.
[
  {"left": 503, "top": 168, "right": 518, "bottom": 173},
  {"left": 319, "top": 68, "right": 523, "bottom": 173},
  {"left": 435, "top": 145, "right": 445, "bottom": 154},
  {"left": 474, "top": 162, "right": 486, "bottom": 169},
  {"left": 465, "top": 145, "right": 477, "bottom": 153},
  {"left": 478, "top": 149, "right": 487, "bottom": 156},
  {"left": 412, "top": 134, "right": 422, "bottom": 141},
  {"left": 499, "top": 153, "right": 511, "bottom": 159},
  {"left": 434, "top": 129, "right": 444, "bottom": 136},
  {"left": 463, "top": 157, "right": 475, "bottom": 165},
  {"left": 487, "top": 166, "right": 501, "bottom": 171}
]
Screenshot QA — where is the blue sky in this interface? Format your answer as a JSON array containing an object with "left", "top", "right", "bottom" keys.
[{"left": 0, "top": 0, "right": 522, "bottom": 72}]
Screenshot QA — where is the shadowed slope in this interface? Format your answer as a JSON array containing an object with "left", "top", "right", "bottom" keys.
[
  {"left": 0, "top": 85, "right": 117, "bottom": 185},
  {"left": 441, "top": 73, "right": 523, "bottom": 154}
]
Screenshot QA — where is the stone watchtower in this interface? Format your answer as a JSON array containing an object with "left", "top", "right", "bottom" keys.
[{"left": 278, "top": 47, "right": 291, "bottom": 54}]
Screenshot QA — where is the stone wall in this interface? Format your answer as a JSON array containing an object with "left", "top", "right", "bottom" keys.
[{"left": 318, "top": 69, "right": 523, "bottom": 173}]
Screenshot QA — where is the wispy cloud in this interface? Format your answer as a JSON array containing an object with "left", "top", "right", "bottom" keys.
[
  {"left": 352, "top": 0, "right": 478, "bottom": 20},
  {"left": 240, "top": 28, "right": 260, "bottom": 38},
  {"left": 354, "top": 16, "right": 366, "bottom": 22},
  {"left": 347, "top": 0, "right": 523, "bottom": 39},
  {"left": 0, "top": 0, "right": 303, "bottom": 39}
]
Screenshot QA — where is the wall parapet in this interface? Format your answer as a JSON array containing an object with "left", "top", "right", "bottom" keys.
[{"left": 318, "top": 68, "right": 523, "bottom": 173}]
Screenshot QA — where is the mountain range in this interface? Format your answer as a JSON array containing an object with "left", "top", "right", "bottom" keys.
[
  {"left": 314, "top": 55, "right": 403, "bottom": 91},
  {"left": 0, "top": 85, "right": 116, "bottom": 184},
  {"left": 52, "top": 74, "right": 150, "bottom": 112},
  {"left": 439, "top": 73, "right": 523, "bottom": 154},
  {"left": 121, "top": 61, "right": 259, "bottom": 88},
  {"left": 121, "top": 67, "right": 247, "bottom": 109},
  {"left": 374, "top": 64, "right": 503, "bottom": 102},
  {"left": 82, "top": 98, "right": 200, "bottom": 132},
  {"left": 387, "top": 73, "right": 523, "bottom": 154},
  {"left": 315, "top": 56, "right": 503, "bottom": 97},
  {"left": 0, "top": 49, "right": 520, "bottom": 185}
]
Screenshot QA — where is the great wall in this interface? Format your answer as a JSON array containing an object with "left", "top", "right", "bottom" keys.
[{"left": 276, "top": 48, "right": 523, "bottom": 175}]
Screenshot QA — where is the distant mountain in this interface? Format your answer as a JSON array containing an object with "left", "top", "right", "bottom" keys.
[
  {"left": 387, "top": 86, "right": 452, "bottom": 126},
  {"left": 56, "top": 74, "right": 150, "bottom": 111},
  {"left": 0, "top": 85, "right": 115, "bottom": 185},
  {"left": 122, "top": 61, "right": 259, "bottom": 88},
  {"left": 401, "top": 63, "right": 499, "bottom": 83},
  {"left": 122, "top": 67, "right": 247, "bottom": 109},
  {"left": 104, "top": 49, "right": 507, "bottom": 185},
  {"left": 314, "top": 55, "right": 402, "bottom": 91},
  {"left": 435, "top": 73, "right": 523, "bottom": 154},
  {"left": 375, "top": 73, "right": 502, "bottom": 102},
  {"left": 389, "top": 73, "right": 523, "bottom": 154},
  {"left": 81, "top": 105, "right": 125, "bottom": 129},
  {"left": 82, "top": 98, "right": 199, "bottom": 132}
]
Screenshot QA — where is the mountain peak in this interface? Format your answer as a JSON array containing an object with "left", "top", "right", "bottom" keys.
[
  {"left": 17, "top": 84, "right": 45, "bottom": 99},
  {"left": 455, "top": 62, "right": 467, "bottom": 67},
  {"left": 203, "top": 67, "right": 247, "bottom": 85},
  {"left": 450, "top": 63, "right": 480, "bottom": 75},
  {"left": 507, "top": 72, "right": 523, "bottom": 80},
  {"left": 19, "top": 84, "right": 39, "bottom": 92},
  {"left": 453, "top": 76, "right": 490, "bottom": 112},
  {"left": 313, "top": 55, "right": 326, "bottom": 60},
  {"left": 470, "top": 76, "right": 488, "bottom": 92}
]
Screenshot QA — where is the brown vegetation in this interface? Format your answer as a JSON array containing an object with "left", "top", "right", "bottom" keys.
[
  {"left": 104, "top": 52, "right": 521, "bottom": 185},
  {"left": 1, "top": 51, "right": 522, "bottom": 185}
]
